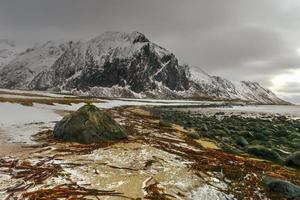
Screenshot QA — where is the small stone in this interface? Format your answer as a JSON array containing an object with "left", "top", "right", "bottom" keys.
[
  {"left": 187, "top": 132, "right": 200, "bottom": 139},
  {"left": 235, "top": 136, "right": 249, "bottom": 147},
  {"left": 158, "top": 120, "right": 172, "bottom": 128},
  {"left": 201, "top": 123, "right": 208, "bottom": 132}
]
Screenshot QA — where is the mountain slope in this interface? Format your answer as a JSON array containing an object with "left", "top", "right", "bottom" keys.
[
  {"left": 0, "top": 40, "right": 69, "bottom": 89},
  {"left": 0, "top": 31, "right": 287, "bottom": 104},
  {"left": 0, "top": 39, "right": 18, "bottom": 69},
  {"left": 29, "top": 32, "right": 189, "bottom": 94},
  {"left": 186, "top": 68, "right": 286, "bottom": 104}
]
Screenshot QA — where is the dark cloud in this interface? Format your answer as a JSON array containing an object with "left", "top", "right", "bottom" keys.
[{"left": 0, "top": 0, "right": 300, "bottom": 103}]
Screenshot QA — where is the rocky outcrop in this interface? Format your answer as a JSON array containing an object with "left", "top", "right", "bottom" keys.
[
  {"left": 29, "top": 32, "right": 189, "bottom": 94},
  {"left": 53, "top": 104, "right": 127, "bottom": 143}
]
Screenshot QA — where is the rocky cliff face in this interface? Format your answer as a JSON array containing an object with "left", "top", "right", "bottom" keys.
[
  {"left": 29, "top": 32, "right": 189, "bottom": 94},
  {"left": 0, "top": 31, "right": 287, "bottom": 104}
]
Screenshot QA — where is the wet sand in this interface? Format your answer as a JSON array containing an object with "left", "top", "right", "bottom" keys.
[{"left": 0, "top": 130, "right": 33, "bottom": 157}]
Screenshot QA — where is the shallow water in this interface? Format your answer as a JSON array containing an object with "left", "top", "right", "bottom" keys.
[{"left": 212, "top": 105, "right": 300, "bottom": 118}]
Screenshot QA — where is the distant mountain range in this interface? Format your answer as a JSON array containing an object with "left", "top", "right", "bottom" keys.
[{"left": 0, "top": 31, "right": 288, "bottom": 104}]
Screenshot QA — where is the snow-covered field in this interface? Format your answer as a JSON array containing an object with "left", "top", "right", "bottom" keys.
[{"left": 1, "top": 89, "right": 298, "bottom": 146}]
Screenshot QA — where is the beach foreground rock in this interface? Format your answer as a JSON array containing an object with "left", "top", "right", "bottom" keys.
[
  {"left": 286, "top": 151, "right": 300, "bottom": 168},
  {"left": 264, "top": 176, "right": 300, "bottom": 198},
  {"left": 53, "top": 104, "right": 127, "bottom": 143}
]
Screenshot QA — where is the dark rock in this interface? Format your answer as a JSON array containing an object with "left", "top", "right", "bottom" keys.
[
  {"left": 235, "top": 136, "right": 249, "bottom": 147},
  {"left": 53, "top": 104, "right": 127, "bottom": 143},
  {"left": 186, "top": 132, "right": 200, "bottom": 139},
  {"left": 222, "top": 145, "right": 243, "bottom": 154},
  {"left": 291, "top": 142, "right": 300, "bottom": 149},
  {"left": 201, "top": 123, "right": 208, "bottom": 132},
  {"left": 286, "top": 151, "right": 300, "bottom": 167},
  {"left": 253, "top": 131, "right": 268, "bottom": 141},
  {"left": 158, "top": 120, "right": 172, "bottom": 128},
  {"left": 247, "top": 145, "right": 283, "bottom": 164},
  {"left": 213, "top": 129, "right": 228, "bottom": 136},
  {"left": 264, "top": 176, "right": 300, "bottom": 198},
  {"left": 289, "top": 131, "right": 300, "bottom": 139}
]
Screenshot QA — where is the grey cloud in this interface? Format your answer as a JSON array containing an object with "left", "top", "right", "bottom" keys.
[{"left": 275, "top": 82, "right": 300, "bottom": 94}]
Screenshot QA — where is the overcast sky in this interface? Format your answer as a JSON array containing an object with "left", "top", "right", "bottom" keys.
[{"left": 0, "top": 0, "right": 300, "bottom": 103}]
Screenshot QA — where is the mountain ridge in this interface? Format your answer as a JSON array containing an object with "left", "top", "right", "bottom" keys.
[{"left": 0, "top": 31, "right": 288, "bottom": 104}]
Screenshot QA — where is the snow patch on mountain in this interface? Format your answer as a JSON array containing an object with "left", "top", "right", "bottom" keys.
[
  {"left": 0, "top": 39, "right": 18, "bottom": 68},
  {"left": 0, "top": 40, "right": 71, "bottom": 89}
]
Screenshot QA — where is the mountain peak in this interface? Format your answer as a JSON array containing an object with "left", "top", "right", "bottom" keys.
[{"left": 90, "top": 31, "right": 149, "bottom": 44}]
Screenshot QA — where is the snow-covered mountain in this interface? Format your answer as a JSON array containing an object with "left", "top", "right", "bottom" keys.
[
  {"left": 186, "top": 68, "right": 286, "bottom": 104},
  {"left": 0, "top": 31, "right": 287, "bottom": 104},
  {"left": 0, "top": 40, "right": 69, "bottom": 89},
  {"left": 0, "top": 39, "right": 18, "bottom": 69}
]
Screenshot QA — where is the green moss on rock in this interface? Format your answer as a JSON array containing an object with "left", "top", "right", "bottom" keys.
[
  {"left": 53, "top": 104, "right": 128, "bottom": 143},
  {"left": 247, "top": 145, "right": 283, "bottom": 164},
  {"left": 235, "top": 136, "right": 249, "bottom": 147},
  {"left": 286, "top": 151, "right": 300, "bottom": 168},
  {"left": 264, "top": 176, "right": 300, "bottom": 198},
  {"left": 187, "top": 132, "right": 200, "bottom": 139}
]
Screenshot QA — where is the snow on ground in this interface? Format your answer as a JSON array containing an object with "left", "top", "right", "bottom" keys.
[
  {"left": 118, "top": 97, "right": 221, "bottom": 104},
  {"left": 0, "top": 103, "right": 60, "bottom": 126},
  {"left": 0, "top": 102, "right": 60, "bottom": 144},
  {"left": 188, "top": 184, "right": 235, "bottom": 200},
  {"left": 0, "top": 90, "right": 220, "bottom": 145},
  {"left": 0, "top": 88, "right": 75, "bottom": 98},
  {"left": 0, "top": 93, "right": 55, "bottom": 99},
  {"left": 95, "top": 99, "right": 220, "bottom": 109}
]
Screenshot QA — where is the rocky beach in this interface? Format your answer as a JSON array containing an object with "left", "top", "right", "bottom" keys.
[{"left": 0, "top": 89, "right": 299, "bottom": 199}]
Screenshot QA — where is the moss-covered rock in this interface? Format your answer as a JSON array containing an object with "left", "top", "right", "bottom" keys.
[
  {"left": 253, "top": 131, "right": 268, "bottom": 141},
  {"left": 53, "top": 104, "right": 127, "bottom": 143},
  {"left": 235, "top": 136, "right": 249, "bottom": 147},
  {"left": 158, "top": 120, "right": 172, "bottom": 128},
  {"left": 291, "top": 142, "right": 300, "bottom": 149},
  {"left": 286, "top": 152, "right": 300, "bottom": 168},
  {"left": 247, "top": 145, "right": 283, "bottom": 164},
  {"left": 151, "top": 107, "right": 300, "bottom": 167},
  {"left": 201, "top": 123, "right": 208, "bottom": 132},
  {"left": 186, "top": 132, "right": 200, "bottom": 139},
  {"left": 264, "top": 176, "right": 300, "bottom": 198}
]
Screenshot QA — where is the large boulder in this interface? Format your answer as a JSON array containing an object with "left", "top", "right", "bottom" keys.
[
  {"left": 286, "top": 151, "right": 300, "bottom": 168},
  {"left": 53, "top": 104, "right": 127, "bottom": 143},
  {"left": 264, "top": 176, "right": 300, "bottom": 198},
  {"left": 247, "top": 145, "right": 283, "bottom": 164}
]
